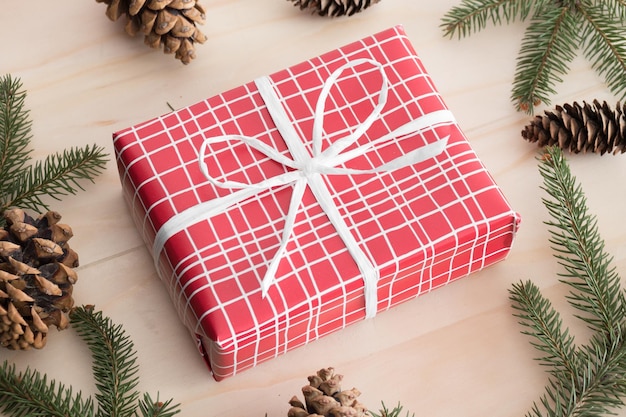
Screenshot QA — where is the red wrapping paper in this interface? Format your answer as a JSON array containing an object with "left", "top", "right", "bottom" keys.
[{"left": 114, "top": 25, "right": 521, "bottom": 380}]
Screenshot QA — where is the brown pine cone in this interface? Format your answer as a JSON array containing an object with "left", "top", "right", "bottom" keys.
[
  {"left": 288, "top": 367, "right": 368, "bottom": 417},
  {"left": 96, "top": 0, "right": 207, "bottom": 64},
  {"left": 522, "top": 100, "right": 626, "bottom": 155},
  {"left": 289, "top": 0, "right": 380, "bottom": 17},
  {"left": 0, "top": 209, "right": 79, "bottom": 350}
]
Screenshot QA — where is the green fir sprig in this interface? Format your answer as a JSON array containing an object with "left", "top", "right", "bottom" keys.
[
  {"left": 370, "top": 402, "right": 415, "bottom": 417},
  {"left": 441, "top": 1, "right": 626, "bottom": 114},
  {"left": 0, "top": 305, "right": 181, "bottom": 417},
  {"left": 0, "top": 74, "right": 108, "bottom": 221},
  {"left": 509, "top": 146, "right": 626, "bottom": 417}
]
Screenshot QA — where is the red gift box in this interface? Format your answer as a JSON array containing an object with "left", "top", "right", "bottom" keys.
[{"left": 114, "top": 25, "right": 521, "bottom": 381}]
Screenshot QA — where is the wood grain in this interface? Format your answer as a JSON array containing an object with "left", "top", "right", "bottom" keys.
[{"left": 2, "top": 1, "right": 626, "bottom": 416}]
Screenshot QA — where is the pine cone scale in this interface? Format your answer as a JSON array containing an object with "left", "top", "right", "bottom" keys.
[
  {"left": 522, "top": 100, "right": 626, "bottom": 154},
  {"left": 97, "top": 0, "right": 206, "bottom": 64},
  {"left": 129, "top": 0, "right": 147, "bottom": 15},
  {"left": 0, "top": 209, "right": 79, "bottom": 350},
  {"left": 155, "top": 10, "right": 177, "bottom": 35},
  {"left": 290, "top": 0, "right": 380, "bottom": 17},
  {"left": 170, "top": 0, "right": 196, "bottom": 10},
  {"left": 289, "top": 368, "right": 368, "bottom": 417},
  {"left": 182, "top": 7, "right": 205, "bottom": 24}
]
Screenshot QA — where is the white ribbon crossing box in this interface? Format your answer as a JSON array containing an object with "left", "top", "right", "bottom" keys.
[{"left": 114, "top": 25, "right": 521, "bottom": 381}]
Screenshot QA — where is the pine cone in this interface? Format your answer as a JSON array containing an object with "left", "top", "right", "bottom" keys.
[
  {"left": 96, "top": 0, "right": 207, "bottom": 65},
  {"left": 522, "top": 100, "right": 626, "bottom": 155},
  {"left": 0, "top": 209, "right": 79, "bottom": 350},
  {"left": 289, "top": 0, "right": 380, "bottom": 17},
  {"left": 288, "top": 367, "right": 368, "bottom": 417}
]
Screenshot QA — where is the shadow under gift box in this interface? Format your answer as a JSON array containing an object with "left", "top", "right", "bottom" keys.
[{"left": 113, "top": 25, "right": 521, "bottom": 381}]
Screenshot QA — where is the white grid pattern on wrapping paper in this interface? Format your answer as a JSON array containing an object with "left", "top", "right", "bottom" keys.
[
  {"left": 185, "top": 155, "right": 500, "bottom": 331},
  {"left": 203, "top": 213, "right": 517, "bottom": 378},
  {"left": 174, "top": 37, "right": 436, "bottom": 309},
  {"left": 117, "top": 27, "right": 518, "bottom": 378},
  {"left": 204, "top": 84, "right": 294, "bottom": 187},
  {"left": 120, "top": 87, "right": 299, "bottom": 361},
  {"left": 118, "top": 85, "right": 281, "bottom": 248}
]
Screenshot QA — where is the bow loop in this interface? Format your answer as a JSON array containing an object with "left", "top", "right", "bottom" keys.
[
  {"left": 198, "top": 133, "right": 301, "bottom": 190},
  {"left": 312, "top": 58, "right": 389, "bottom": 159}
]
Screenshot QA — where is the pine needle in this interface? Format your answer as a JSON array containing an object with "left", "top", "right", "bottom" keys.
[
  {"left": 0, "top": 75, "right": 32, "bottom": 196},
  {"left": 70, "top": 306, "right": 140, "bottom": 417},
  {"left": 441, "top": 0, "right": 537, "bottom": 38},
  {"left": 370, "top": 402, "right": 415, "bottom": 417},
  {"left": 511, "top": 6, "right": 580, "bottom": 112},
  {"left": 0, "top": 361, "right": 95, "bottom": 417},
  {"left": 538, "top": 146, "right": 625, "bottom": 339},
  {"left": 578, "top": 4, "right": 626, "bottom": 101},
  {"left": 137, "top": 393, "right": 182, "bottom": 417},
  {"left": 0, "top": 74, "right": 109, "bottom": 219},
  {"left": 1, "top": 145, "right": 109, "bottom": 214},
  {"left": 509, "top": 280, "right": 580, "bottom": 379},
  {"left": 509, "top": 146, "right": 626, "bottom": 417},
  {"left": 441, "top": 1, "right": 626, "bottom": 113},
  {"left": 0, "top": 306, "right": 180, "bottom": 417}
]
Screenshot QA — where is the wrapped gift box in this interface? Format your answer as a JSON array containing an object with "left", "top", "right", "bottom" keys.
[{"left": 114, "top": 25, "right": 521, "bottom": 381}]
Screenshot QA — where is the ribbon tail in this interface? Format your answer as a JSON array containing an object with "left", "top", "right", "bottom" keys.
[
  {"left": 375, "top": 135, "right": 449, "bottom": 172},
  {"left": 362, "top": 269, "right": 379, "bottom": 319},
  {"left": 308, "top": 174, "right": 379, "bottom": 319},
  {"left": 261, "top": 178, "right": 308, "bottom": 298},
  {"left": 327, "top": 109, "right": 456, "bottom": 166}
]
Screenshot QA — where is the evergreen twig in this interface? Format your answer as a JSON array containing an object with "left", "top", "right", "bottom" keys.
[
  {"left": 3, "top": 145, "right": 109, "bottom": 215},
  {"left": 509, "top": 146, "right": 626, "bottom": 417},
  {"left": 138, "top": 393, "right": 182, "bottom": 417},
  {"left": 441, "top": 1, "right": 626, "bottom": 113},
  {"left": 578, "top": 4, "right": 626, "bottom": 103},
  {"left": 0, "top": 75, "right": 32, "bottom": 196},
  {"left": 0, "top": 306, "right": 181, "bottom": 417},
  {"left": 509, "top": 280, "right": 580, "bottom": 380},
  {"left": 511, "top": 5, "right": 580, "bottom": 111},
  {"left": 538, "top": 147, "right": 626, "bottom": 338},
  {"left": 0, "top": 361, "right": 95, "bottom": 417},
  {"left": 370, "top": 402, "right": 415, "bottom": 417},
  {"left": 70, "top": 306, "right": 140, "bottom": 417},
  {"left": 0, "top": 74, "right": 108, "bottom": 220}
]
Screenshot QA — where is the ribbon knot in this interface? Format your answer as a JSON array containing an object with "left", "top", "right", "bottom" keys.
[
  {"left": 153, "top": 58, "right": 457, "bottom": 319},
  {"left": 299, "top": 159, "right": 322, "bottom": 176}
]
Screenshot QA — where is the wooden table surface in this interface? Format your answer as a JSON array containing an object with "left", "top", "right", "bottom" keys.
[{"left": 3, "top": 1, "right": 626, "bottom": 416}]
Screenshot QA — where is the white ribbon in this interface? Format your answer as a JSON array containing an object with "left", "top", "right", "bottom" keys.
[{"left": 153, "top": 58, "right": 456, "bottom": 319}]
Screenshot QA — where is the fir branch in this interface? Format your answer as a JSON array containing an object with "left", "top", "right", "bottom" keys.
[
  {"left": 137, "top": 394, "right": 181, "bottom": 417},
  {"left": 370, "top": 402, "right": 415, "bottom": 417},
  {"left": 441, "top": 1, "right": 626, "bottom": 113},
  {"left": 538, "top": 146, "right": 626, "bottom": 340},
  {"left": 0, "top": 75, "right": 32, "bottom": 196},
  {"left": 0, "top": 306, "right": 180, "bottom": 417},
  {"left": 509, "top": 146, "right": 626, "bottom": 417},
  {"left": 441, "top": 0, "right": 539, "bottom": 38},
  {"left": 578, "top": 3, "right": 626, "bottom": 102},
  {"left": 0, "top": 74, "right": 109, "bottom": 222},
  {"left": 600, "top": 0, "right": 626, "bottom": 20},
  {"left": 70, "top": 305, "right": 140, "bottom": 417},
  {"left": 509, "top": 280, "right": 579, "bottom": 379},
  {"left": 0, "top": 361, "right": 95, "bottom": 417},
  {"left": 1, "top": 144, "right": 109, "bottom": 215},
  {"left": 511, "top": 6, "right": 581, "bottom": 112},
  {"left": 574, "top": 335, "right": 626, "bottom": 412}
]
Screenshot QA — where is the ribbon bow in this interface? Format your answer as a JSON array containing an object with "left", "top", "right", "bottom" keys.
[{"left": 153, "top": 58, "right": 456, "bottom": 319}]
